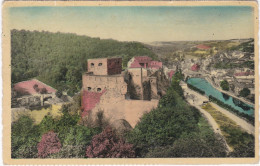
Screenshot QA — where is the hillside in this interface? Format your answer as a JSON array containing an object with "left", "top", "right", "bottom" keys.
[
  {"left": 11, "top": 30, "right": 157, "bottom": 95},
  {"left": 145, "top": 39, "right": 253, "bottom": 68}
]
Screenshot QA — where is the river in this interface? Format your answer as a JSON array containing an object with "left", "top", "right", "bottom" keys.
[{"left": 187, "top": 78, "right": 254, "bottom": 117}]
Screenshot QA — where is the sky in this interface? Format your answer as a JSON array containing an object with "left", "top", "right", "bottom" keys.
[{"left": 8, "top": 6, "right": 254, "bottom": 42}]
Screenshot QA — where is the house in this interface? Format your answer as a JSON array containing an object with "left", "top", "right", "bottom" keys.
[
  {"left": 168, "top": 70, "right": 175, "bottom": 79},
  {"left": 12, "top": 79, "right": 57, "bottom": 108},
  {"left": 196, "top": 44, "right": 211, "bottom": 50},
  {"left": 127, "top": 56, "right": 162, "bottom": 69},
  {"left": 191, "top": 64, "right": 200, "bottom": 71},
  {"left": 13, "top": 79, "right": 57, "bottom": 96},
  {"left": 234, "top": 71, "right": 254, "bottom": 77}
]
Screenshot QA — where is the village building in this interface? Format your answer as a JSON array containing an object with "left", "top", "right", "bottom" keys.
[
  {"left": 12, "top": 79, "right": 57, "bottom": 108},
  {"left": 127, "top": 56, "right": 162, "bottom": 70},
  {"left": 191, "top": 64, "right": 200, "bottom": 71},
  {"left": 196, "top": 44, "right": 211, "bottom": 50}
]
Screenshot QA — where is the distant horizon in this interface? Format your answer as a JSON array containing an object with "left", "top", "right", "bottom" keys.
[
  {"left": 9, "top": 6, "right": 254, "bottom": 42},
  {"left": 11, "top": 28, "right": 254, "bottom": 44}
]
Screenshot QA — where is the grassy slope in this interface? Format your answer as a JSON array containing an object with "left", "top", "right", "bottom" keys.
[{"left": 202, "top": 103, "right": 254, "bottom": 150}]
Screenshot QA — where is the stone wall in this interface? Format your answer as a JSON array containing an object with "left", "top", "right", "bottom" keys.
[
  {"left": 82, "top": 74, "right": 127, "bottom": 116},
  {"left": 149, "top": 77, "right": 158, "bottom": 99},
  {"left": 91, "top": 99, "right": 159, "bottom": 128},
  {"left": 107, "top": 58, "right": 122, "bottom": 75},
  {"left": 87, "top": 58, "right": 122, "bottom": 75},
  {"left": 88, "top": 58, "right": 108, "bottom": 75}
]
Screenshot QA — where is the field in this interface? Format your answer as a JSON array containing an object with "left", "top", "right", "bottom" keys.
[{"left": 202, "top": 103, "right": 254, "bottom": 151}]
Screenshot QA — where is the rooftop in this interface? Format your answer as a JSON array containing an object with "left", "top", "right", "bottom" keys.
[
  {"left": 13, "top": 79, "right": 57, "bottom": 96},
  {"left": 88, "top": 57, "right": 122, "bottom": 60}
]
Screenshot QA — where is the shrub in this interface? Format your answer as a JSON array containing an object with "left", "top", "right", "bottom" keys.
[
  {"left": 220, "top": 80, "right": 229, "bottom": 91},
  {"left": 55, "top": 90, "right": 63, "bottom": 98},
  {"left": 145, "top": 132, "right": 227, "bottom": 158},
  {"left": 38, "top": 115, "right": 56, "bottom": 135},
  {"left": 86, "top": 127, "right": 135, "bottom": 158},
  {"left": 127, "top": 105, "right": 201, "bottom": 156},
  {"left": 37, "top": 131, "right": 62, "bottom": 158},
  {"left": 128, "top": 73, "right": 201, "bottom": 157},
  {"left": 239, "top": 88, "right": 250, "bottom": 97},
  {"left": 209, "top": 95, "right": 254, "bottom": 125},
  {"left": 11, "top": 116, "right": 40, "bottom": 158},
  {"left": 50, "top": 125, "right": 101, "bottom": 158},
  {"left": 229, "top": 141, "right": 255, "bottom": 157},
  {"left": 158, "top": 88, "right": 176, "bottom": 107},
  {"left": 187, "top": 83, "right": 205, "bottom": 95}
]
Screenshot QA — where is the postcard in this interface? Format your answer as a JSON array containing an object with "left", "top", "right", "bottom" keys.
[{"left": 2, "top": 0, "right": 259, "bottom": 165}]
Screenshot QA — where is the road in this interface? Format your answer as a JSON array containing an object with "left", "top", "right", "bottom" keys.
[
  {"left": 180, "top": 81, "right": 231, "bottom": 152},
  {"left": 210, "top": 102, "right": 255, "bottom": 135},
  {"left": 180, "top": 81, "right": 255, "bottom": 135}
]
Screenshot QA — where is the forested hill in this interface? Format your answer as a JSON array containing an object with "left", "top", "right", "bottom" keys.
[{"left": 11, "top": 29, "right": 158, "bottom": 95}]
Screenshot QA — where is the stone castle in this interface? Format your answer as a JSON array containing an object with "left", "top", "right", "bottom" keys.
[{"left": 81, "top": 56, "right": 169, "bottom": 127}]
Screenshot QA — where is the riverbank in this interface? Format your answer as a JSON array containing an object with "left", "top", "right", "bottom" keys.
[
  {"left": 210, "top": 102, "right": 254, "bottom": 135},
  {"left": 204, "top": 76, "right": 254, "bottom": 106},
  {"left": 180, "top": 81, "right": 231, "bottom": 152},
  {"left": 181, "top": 81, "right": 254, "bottom": 135}
]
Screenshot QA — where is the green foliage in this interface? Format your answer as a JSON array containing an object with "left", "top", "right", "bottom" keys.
[
  {"left": 11, "top": 29, "right": 157, "bottom": 95},
  {"left": 209, "top": 95, "right": 254, "bottom": 125},
  {"left": 220, "top": 80, "right": 229, "bottom": 91},
  {"left": 50, "top": 125, "right": 101, "bottom": 158},
  {"left": 187, "top": 83, "right": 205, "bottom": 95},
  {"left": 11, "top": 116, "right": 40, "bottom": 158},
  {"left": 214, "top": 61, "right": 254, "bottom": 70},
  {"left": 145, "top": 132, "right": 227, "bottom": 158},
  {"left": 229, "top": 141, "right": 255, "bottom": 157},
  {"left": 128, "top": 79, "right": 201, "bottom": 156},
  {"left": 12, "top": 102, "right": 101, "bottom": 158},
  {"left": 126, "top": 72, "right": 231, "bottom": 157},
  {"left": 221, "top": 126, "right": 254, "bottom": 150},
  {"left": 55, "top": 90, "right": 63, "bottom": 98},
  {"left": 158, "top": 88, "right": 177, "bottom": 107},
  {"left": 38, "top": 115, "right": 56, "bottom": 135},
  {"left": 170, "top": 70, "right": 184, "bottom": 97},
  {"left": 172, "top": 70, "right": 184, "bottom": 81},
  {"left": 239, "top": 88, "right": 250, "bottom": 97},
  {"left": 229, "top": 39, "right": 254, "bottom": 53}
]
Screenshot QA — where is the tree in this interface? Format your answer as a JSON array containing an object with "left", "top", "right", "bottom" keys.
[
  {"left": 145, "top": 133, "right": 227, "bottom": 158},
  {"left": 37, "top": 131, "right": 62, "bottom": 158},
  {"left": 50, "top": 125, "right": 101, "bottom": 158},
  {"left": 229, "top": 141, "right": 254, "bottom": 157},
  {"left": 11, "top": 30, "right": 157, "bottom": 95},
  {"left": 55, "top": 90, "right": 63, "bottom": 98},
  {"left": 11, "top": 116, "right": 40, "bottom": 158},
  {"left": 86, "top": 127, "right": 135, "bottom": 158},
  {"left": 220, "top": 80, "right": 229, "bottom": 91},
  {"left": 40, "top": 87, "right": 47, "bottom": 94},
  {"left": 239, "top": 88, "right": 250, "bottom": 97}
]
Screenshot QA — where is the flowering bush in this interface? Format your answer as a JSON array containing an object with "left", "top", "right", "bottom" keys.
[
  {"left": 86, "top": 127, "right": 135, "bottom": 158},
  {"left": 37, "top": 131, "right": 62, "bottom": 158}
]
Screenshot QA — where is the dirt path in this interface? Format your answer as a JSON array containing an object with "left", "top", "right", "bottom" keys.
[
  {"left": 181, "top": 81, "right": 255, "bottom": 135},
  {"left": 180, "top": 81, "right": 232, "bottom": 152},
  {"left": 210, "top": 102, "right": 255, "bottom": 135}
]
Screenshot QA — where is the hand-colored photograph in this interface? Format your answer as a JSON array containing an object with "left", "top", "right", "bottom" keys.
[{"left": 2, "top": 1, "right": 259, "bottom": 164}]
